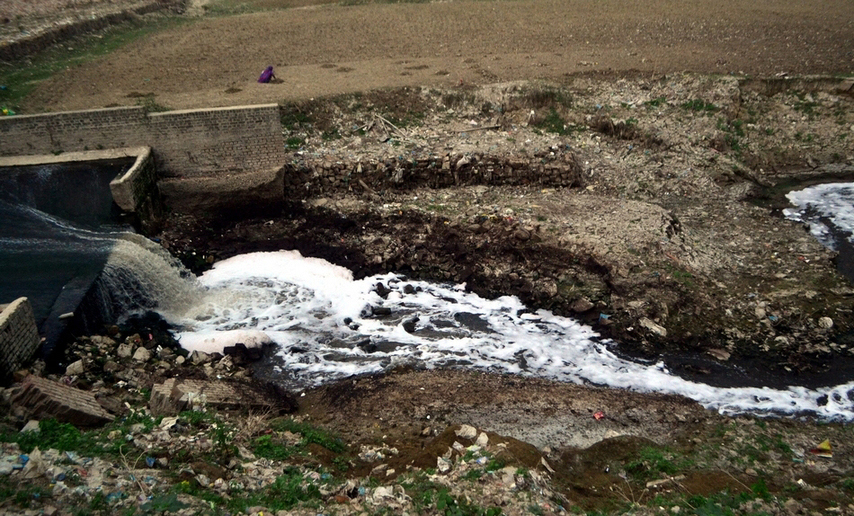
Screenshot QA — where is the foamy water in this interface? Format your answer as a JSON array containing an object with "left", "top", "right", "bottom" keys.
[
  {"left": 161, "top": 250, "right": 854, "bottom": 420},
  {"left": 784, "top": 182, "right": 854, "bottom": 249}
]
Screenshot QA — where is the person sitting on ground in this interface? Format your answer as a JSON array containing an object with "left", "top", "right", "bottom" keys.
[{"left": 258, "top": 66, "right": 276, "bottom": 83}]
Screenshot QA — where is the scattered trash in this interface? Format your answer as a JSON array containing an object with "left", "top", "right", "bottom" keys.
[
  {"left": 809, "top": 439, "right": 832, "bottom": 458},
  {"left": 146, "top": 457, "right": 156, "bottom": 468},
  {"left": 593, "top": 411, "right": 605, "bottom": 420}
]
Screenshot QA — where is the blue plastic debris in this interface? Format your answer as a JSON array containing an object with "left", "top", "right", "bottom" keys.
[
  {"left": 768, "top": 315, "right": 779, "bottom": 322},
  {"left": 599, "top": 313, "right": 611, "bottom": 320},
  {"left": 146, "top": 457, "right": 156, "bottom": 468}
]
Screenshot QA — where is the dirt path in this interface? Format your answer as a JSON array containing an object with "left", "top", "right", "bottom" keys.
[{"left": 18, "top": 0, "right": 854, "bottom": 113}]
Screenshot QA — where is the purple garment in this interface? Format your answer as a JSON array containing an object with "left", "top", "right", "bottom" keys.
[{"left": 258, "top": 66, "right": 274, "bottom": 83}]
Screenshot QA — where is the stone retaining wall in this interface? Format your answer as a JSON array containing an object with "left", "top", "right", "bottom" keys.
[
  {"left": 0, "top": 104, "right": 285, "bottom": 178},
  {"left": 110, "top": 147, "right": 156, "bottom": 212},
  {"left": 0, "top": 298, "right": 41, "bottom": 383},
  {"left": 283, "top": 147, "right": 582, "bottom": 197}
]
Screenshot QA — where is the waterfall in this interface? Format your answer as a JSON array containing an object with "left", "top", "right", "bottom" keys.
[{"left": 82, "top": 234, "right": 203, "bottom": 329}]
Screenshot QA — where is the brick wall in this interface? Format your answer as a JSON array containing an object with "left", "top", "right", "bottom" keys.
[
  {"left": 0, "top": 298, "right": 41, "bottom": 382},
  {"left": 0, "top": 104, "right": 286, "bottom": 178}
]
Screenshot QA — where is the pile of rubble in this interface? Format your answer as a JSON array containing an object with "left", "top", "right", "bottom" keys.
[{"left": 0, "top": 331, "right": 570, "bottom": 515}]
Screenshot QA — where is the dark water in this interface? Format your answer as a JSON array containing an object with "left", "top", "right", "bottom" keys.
[{"left": 0, "top": 160, "right": 133, "bottom": 344}]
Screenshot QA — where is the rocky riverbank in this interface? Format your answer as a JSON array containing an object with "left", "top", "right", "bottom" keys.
[
  {"left": 158, "top": 76, "right": 854, "bottom": 385},
  {"left": 2, "top": 326, "right": 854, "bottom": 515}
]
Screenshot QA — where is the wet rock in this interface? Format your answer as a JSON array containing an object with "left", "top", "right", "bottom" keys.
[
  {"left": 222, "top": 342, "right": 265, "bottom": 363},
  {"left": 570, "top": 298, "right": 594, "bottom": 313},
  {"left": 374, "top": 283, "right": 391, "bottom": 298},
  {"left": 639, "top": 317, "right": 667, "bottom": 337},
  {"left": 65, "top": 360, "right": 84, "bottom": 376},
  {"left": 372, "top": 306, "right": 392, "bottom": 316},
  {"left": 190, "top": 350, "right": 210, "bottom": 365},
  {"left": 706, "top": 348, "right": 731, "bottom": 361},
  {"left": 132, "top": 347, "right": 151, "bottom": 362},
  {"left": 116, "top": 342, "right": 134, "bottom": 358}
]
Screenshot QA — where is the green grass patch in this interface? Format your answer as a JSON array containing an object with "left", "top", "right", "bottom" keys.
[
  {"left": 141, "top": 492, "right": 190, "bottom": 514},
  {"left": 252, "top": 434, "right": 298, "bottom": 460},
  {"left": 286, "top": 136, "right": 305, "bottom": 149},
  {"left": 436, "top": 488, "right": 503, "bottom": 516},
  {"left": 485, "top": 457, "right": 507, "bottom": 473},
  {"left": 2, "top": 419, "right": 105, "bottom": 456},
  {"left": 226, "top": 467, "right": 323, "bottom": 513},
  {"left": 462, "top": 468, "right": 484, "bottom": 481},
  {"left": 270, "top": 418, "right": 346, "bottom": 453},
  {"left": 0, "top": 477, "right": 52, "bottom": 509},
  {"left": 644, "top": 96, "right": 667, "bottom": 108},
  {"left": 681, "top": 99, "right": 719, "bottom": 113},
  {"left": 535, "top": 108, "right": 584, "bottom": 136},
  {"left": 280, "top": 102, "right": 314, "bottom": 130},
  {"left": 625, "top": 446, "right": 692, "bottom": 482}
]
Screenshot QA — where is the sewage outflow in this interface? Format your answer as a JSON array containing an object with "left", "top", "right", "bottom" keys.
[{"left": 3, "top": 166, "right": 854, "bottom": 420}]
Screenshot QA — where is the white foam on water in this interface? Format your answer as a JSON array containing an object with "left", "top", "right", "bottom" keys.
[
  {"left": 784, "top": 182, "right": 854, "bottom": 249},
  {"left": 165, "top": 250, "right": 854, "bottom": 420}
]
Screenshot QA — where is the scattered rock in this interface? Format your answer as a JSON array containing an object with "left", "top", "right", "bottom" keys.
[
  {"left": 65, "top": 360, "right": 84, "bottom": 376},
  {"left": 132, "top": 347, "right": 151, "bottom": 362},
  {"left": 455, "top": 424, "right": 477, "bottom": 439},
  {"left": 570, "top": 298, "right": 594, "bottom": 313},
  {"left": 116, "top": 342, "right": 133, "bottom": 358},
  {"left": 639, "top": 317, "right": 667, "bottom": 337}
]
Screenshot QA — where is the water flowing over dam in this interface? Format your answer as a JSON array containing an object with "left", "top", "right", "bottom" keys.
[{"left": 0, "top": 160, "right": 133, "bottom": 346}]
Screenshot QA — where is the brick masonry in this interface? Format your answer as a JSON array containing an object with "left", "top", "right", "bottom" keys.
[
  {"left": 0, "top": 104, "right": 286, "bottom": 179},
  {"left": 10, "top": 375, "right": 114, "bottom": 426},
  {"left": 0, "top": 298, "right": 41, "bottom": 383},
  {"left": 150, "top": 378, "right": 293, "bottom": 416}
]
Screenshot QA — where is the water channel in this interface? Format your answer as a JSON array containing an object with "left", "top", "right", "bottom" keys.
[{"left": 2, "top": 165, "right": 853, "bottom": 420}]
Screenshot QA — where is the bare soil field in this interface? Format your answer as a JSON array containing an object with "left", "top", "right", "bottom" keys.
[{"left": 6, "top": 0, "right": 854, "bottom": 113}]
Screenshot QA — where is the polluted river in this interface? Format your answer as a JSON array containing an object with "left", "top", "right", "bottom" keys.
[{"left": 4, "top": 164, "right": 854, "bottom": 421}]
